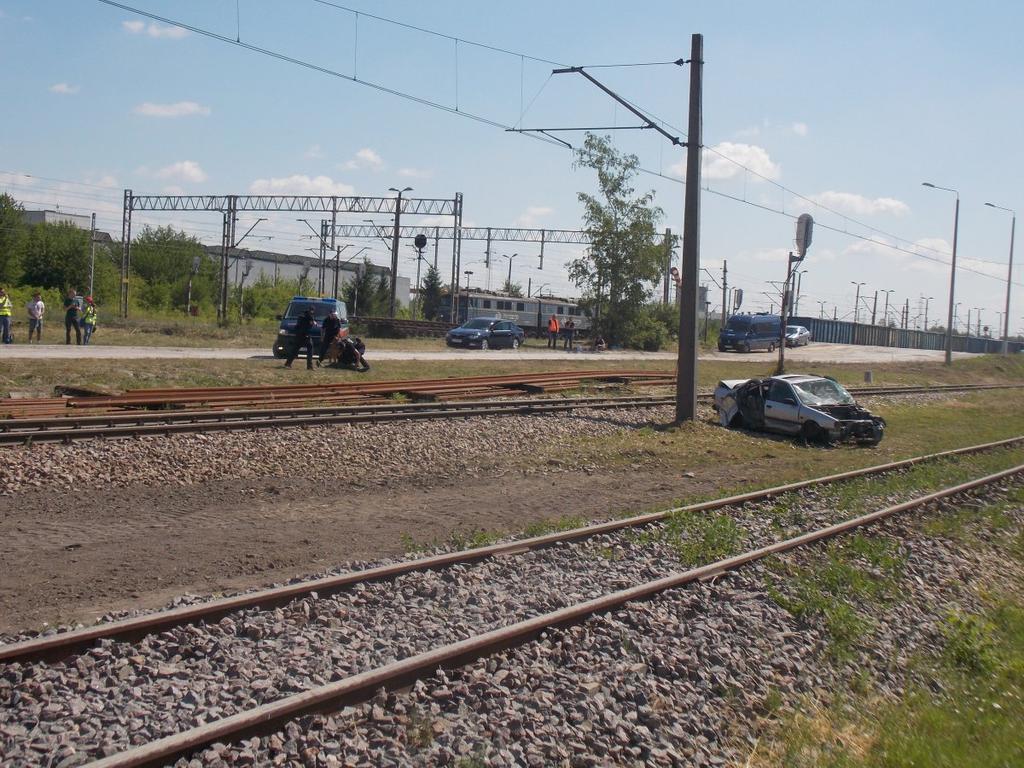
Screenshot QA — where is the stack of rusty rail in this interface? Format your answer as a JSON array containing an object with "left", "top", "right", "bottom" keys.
[{"left": 0, "top": 370, "right": 675, "bottom": 420}]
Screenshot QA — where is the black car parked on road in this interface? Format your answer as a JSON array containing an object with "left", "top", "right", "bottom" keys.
[{"left": 445, "top": 317, "right": 525, "bottom": 350}]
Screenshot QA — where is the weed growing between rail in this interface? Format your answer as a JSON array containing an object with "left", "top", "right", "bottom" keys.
[
  {"left": 748, "top": 483, "right": 1024, "bottom": 768},
  {"left": 766, "top": 534, "right": 905, "bottom": 662}
]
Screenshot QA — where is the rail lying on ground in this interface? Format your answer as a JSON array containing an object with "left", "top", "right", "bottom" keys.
[
  {"left": 79, "top": 460, "right": 1024, "bottom": 768},
  {"left": 3, "top": 435, "right": 1020, "bottom": 665},
  {"left": 0, "top": 381, "right": 1017, "bottom": 445}
]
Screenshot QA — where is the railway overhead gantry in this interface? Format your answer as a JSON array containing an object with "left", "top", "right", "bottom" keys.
[{"left": 119, "top": 190, "right": 464, "bottom": 322}]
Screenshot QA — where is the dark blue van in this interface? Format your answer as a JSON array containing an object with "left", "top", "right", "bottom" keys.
[
  {"left": 717, "top": 313, "right": 782, "bottom": 353},
  {"left": 272, "top": 296, "right": 348, "bottom": 358}
]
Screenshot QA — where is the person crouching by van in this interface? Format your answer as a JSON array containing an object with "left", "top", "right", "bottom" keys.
[
  {"left": 547, "top": 314, "right": 560, "bottom": 348},
  {"left": 318, "top": 309, "right": 342, "bottom": 366},
  {"left": 285, "top": 308, "right": 317, "bottom": 370},
  {"left": 82, "top": 297, "right": 98, "bottom": 345}
]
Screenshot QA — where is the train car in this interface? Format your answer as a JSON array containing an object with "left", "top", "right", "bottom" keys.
[{"left": 443, "top": 290, "right": 591, "bottom": 336}]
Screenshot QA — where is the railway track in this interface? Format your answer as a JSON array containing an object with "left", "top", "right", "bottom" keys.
[
  {"left": 0, "top": 382, "right": 1017, "bottom": 446},
  {"left": 1, "top": 439, "right": 1019, "bottom": 766}
]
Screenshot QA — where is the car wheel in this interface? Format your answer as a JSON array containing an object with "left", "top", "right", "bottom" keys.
[
  {"left": 801, "top": 421, "right": 825, "bottom": 446},
  {"left": 717, "top": 344, "right": 726, "bottom": 352},
  {"left": 511, "top": 338, "right": 520, "bottom": 350},
  {"left": 272, "top": 346, "right": 286, "bottom": 359},
  {"left": 739, "top": 341, "right": 750, "bottom": 353},
  {"left": 480, "top": 339, "right": 489, "bottom": 350},
  {"left": 768, "top": 342, "right": 776, "bottom": 353}
]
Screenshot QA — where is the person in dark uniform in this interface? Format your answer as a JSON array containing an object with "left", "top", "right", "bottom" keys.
[
  {"left": 318, "top": 309, "right": 342, "bottom": 366},
  {"left": 338, "top": 336, "right": 370, "bottom": 371},
  {"left": 284, "top": 307, "right": 317, "bottom": 369}
]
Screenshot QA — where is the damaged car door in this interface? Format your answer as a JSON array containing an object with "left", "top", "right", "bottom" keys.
[{"left": 764, "top": 379, "right": 802, "bottom": 435}]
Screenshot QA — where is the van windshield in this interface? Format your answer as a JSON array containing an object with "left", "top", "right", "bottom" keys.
[
  {"left": 726, "top": 317, "right": 751, "bottom": 331},
  {"left": 286, "top": 301, "right": 344, "bottom": 320}
]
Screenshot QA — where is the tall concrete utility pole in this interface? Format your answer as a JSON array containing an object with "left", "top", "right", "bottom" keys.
[
  {"left": 388, "top": 186, "right": 412, "bottom": 317},
  {"left": 675, "top": 33, "right": 703, "bottom": 424},
  {"left": 662, "top": 228, "right": 673, "bottom": 305},
  {"left": 720, "top": 260, "right": 728, "bottom": 328}
]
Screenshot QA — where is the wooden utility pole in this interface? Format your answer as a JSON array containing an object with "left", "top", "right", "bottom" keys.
[{"left": 675, "top": 33, "right": 703, "bottom": 423}]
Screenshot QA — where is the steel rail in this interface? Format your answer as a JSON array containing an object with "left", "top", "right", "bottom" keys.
[
  {"left": 84, "top": 463, "right": 1024, "bottom": 768},
  {"left": 1, "top": 383, "right": 1017, "bottom": 445},
  {"left": 0, "top": 397, "right": 670, "bottom": 445},
  {"left": 4, "top": 435, "right": 1021, "bottom": 665}
]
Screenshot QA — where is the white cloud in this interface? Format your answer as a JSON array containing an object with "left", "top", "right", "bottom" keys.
[
  {"left": 515, "top": 206, "right": 554, "bottom": 227},
  {"left": 248, "top": 174, "right": 354, "bottom": 196},
  {"left": 155, "top": 161, "right": 208, "bottom": 183},
  {"left": 398, "top": 167, "right": 432, "bottom": 180},
  {"left": 304, "top": 144, "right": 324, "bottom": 159},
  {"left": 748, "top": 247, "right": 792, "bottom": 263},
  {"left": 671, "top": 142, "right": 781, "bottom": 181},
  {"left": 133, "top": 101, "right": 211, "bottom": 118},
  {"left": 791, "top": 122, "right": 808, "bottom": 137},
  {"left": 122, "top": 19, "right": 188, "bottom": 39},
  {"left": 810, "top": 190, "right": 909, "bottom": 217},
  {"left": 162, "top": 185, "right": 185, "bottom": 195},
  {"left": 342, "top": 148, "right": 383, "bottom": 171},
  {"left": 49, "top": 83, "right": 79, "bottom": 95}
]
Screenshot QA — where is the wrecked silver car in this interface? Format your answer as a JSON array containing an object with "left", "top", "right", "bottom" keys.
[{"left": 713, "top": 374, "right": 885, "bottom": 445}]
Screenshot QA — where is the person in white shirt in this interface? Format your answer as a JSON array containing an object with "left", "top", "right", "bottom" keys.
[{"left": 26, "top": 292, "right": 45, "bottom": 343}]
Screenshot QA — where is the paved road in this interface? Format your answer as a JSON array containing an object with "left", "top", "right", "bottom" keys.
[{"left": 0, "top": 343, "right": 970, "bottom": 363}]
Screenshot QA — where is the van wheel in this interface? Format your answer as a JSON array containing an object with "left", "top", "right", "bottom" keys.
[
  {"left": 739, "top": 342, "right": 751, "bottom": 353},
  {"left": 511, "top": 338, "right": 520, "bottom": 350},
  {"left": 768, "top": 342, "right": 776, "bottom": 353},
  {"left": 480, "top": 339, "right": 489, "bottom": 350}
]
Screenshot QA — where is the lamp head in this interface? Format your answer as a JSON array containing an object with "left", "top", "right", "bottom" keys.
[{"left": 922, "top": 182, "right": 936, "bottom": 188}]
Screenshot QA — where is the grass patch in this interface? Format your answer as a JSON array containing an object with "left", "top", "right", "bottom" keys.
[
  {"left": 768, "top": 534, "right": 904, "bottom": 661},
  {"left": 750, "top": 486, "right": 1024, "bottom": 768},
  {"left": 638, "top": 509, "right": 744, "bottom": 567}
]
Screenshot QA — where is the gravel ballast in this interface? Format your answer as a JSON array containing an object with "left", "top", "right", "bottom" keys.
[{"left": 1, "top": 463, "right": 1020, "bottom": 766}]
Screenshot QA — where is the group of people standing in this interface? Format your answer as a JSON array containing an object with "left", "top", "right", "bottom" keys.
[
  {"left": 0, "top": 287, "right": 97, "bottom": 345},
  {"left": 546, "top": 314, "right": 577, "bottom": 350}
]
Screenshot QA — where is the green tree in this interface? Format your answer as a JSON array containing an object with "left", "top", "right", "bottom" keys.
[
  {"left": 500, "top": 278, "right": 524, "bottom": 298},
  {"left": 569, "top": 133, "right": 664, "bottom": 346},
  {"left": 20, "top": 222, "right": 92, "bottom": 290},
  {"left": 0, "top": 194, "right": 26, "bottom": 285},
  {"left": 342, "top": 258, "right": 380, "bottom": 317},
  {"left": 420, "top": 263, "right": 444, "bottom": 320},
  {"left": 129, "top": 226, "right": 216, "bottom": 311}
]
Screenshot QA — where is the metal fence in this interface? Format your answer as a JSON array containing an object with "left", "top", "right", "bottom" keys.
[{"left": 788, "top": 316, "right": 1022, "bottom": 355}]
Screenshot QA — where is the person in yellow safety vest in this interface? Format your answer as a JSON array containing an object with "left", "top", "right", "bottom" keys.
[
  {"left": 547, "top": 314, "right": 560, "bottom": 349},
  {"left": 0, "top": 286, "right": 13, "bottom": 344},
  {"left": 82, "top": 296, "right": 98, "bottom": 346}
]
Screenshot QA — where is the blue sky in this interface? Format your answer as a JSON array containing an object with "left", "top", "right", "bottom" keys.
[{"left": 2, "top": 1, "right": 1022, "bottom": 332}]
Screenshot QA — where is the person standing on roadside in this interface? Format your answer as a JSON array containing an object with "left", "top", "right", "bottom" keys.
[
  {"left": 284, "top": 307, "right": 317, "bottom": 370},
  {"left": 26, "top": 291, "right": 45, "bottom": 343},
  {"left": 547, "top": 313, "right": 560, "bottom": 349},
  {"left": 0, "top": 287, "right": 12, "bottom": 344},
  {"left": 64, "top": 288, "right": 82, "bottom": 345},
  {"left": 318, "top": 309, "right": 342, "bottom": 366},
  {"left": 563, "top": 318, "right": 576, "bottom": 351},
  {"left": 82, "top": 296, "right": 98, "bottom": 345}
]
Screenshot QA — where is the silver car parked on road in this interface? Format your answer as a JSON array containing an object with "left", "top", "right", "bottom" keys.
[{"left": 713, "top": 374, "right": 885, "bottom": 445}]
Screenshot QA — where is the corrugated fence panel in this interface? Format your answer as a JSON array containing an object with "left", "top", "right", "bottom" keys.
[{"left": 787, "top": 317, "right": 1021, "bottom": 355}]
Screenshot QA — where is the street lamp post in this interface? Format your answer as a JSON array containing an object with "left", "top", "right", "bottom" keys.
[
  {"left": 974, "top": 308, "right": 983, "bottom": 338},
  {"left": 922, "top": 182, "right": 960, "bottom": 364},
  {"left": 388, "top": 186, "right": 413, "bottom": 318},
  {"left": 794, "top": 269, "right": 808, "bottom": 316},
  {"left": 882, "top": 290, "right": 895, "bottom": 328},
  {"left": 462, "top": 270, "right": 474, "bottom": 323},
  {"left": 332, "top": 244, "right": 352, "bottom": 300},
  {"left": 817, "top": 300, "right": 827, "bottom": 319},
  {"left": 923, "top": 296, "right": 934, "bottom": 331},
  {"left": 850, "top": 281, "right": 865, "bottom": 324},
  {"left": 503, "top": 253, "right": 518, "bottom": 291},
  {"left": 984, "top": 202, "right": 1016, "bottom": 354}
]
